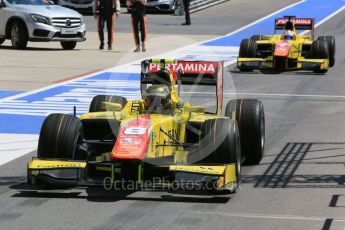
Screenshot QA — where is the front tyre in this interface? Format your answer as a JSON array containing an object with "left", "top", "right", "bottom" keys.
[
  {"left": 225, "top": 99, "right": 265, "bottom": 165},
  {"left": 10, "top": 22, "right": 28, "bottom": 49},
  {"left": 193, "top": 118, "right": 241, "bottom": 189},
  {"left": 61, "top": 41, "right": 77, "bottom": 50},
  {"left": 318, "top": 36, "right": 335, "bottom": 67},
  {"left": 37, "top": 113, "right": 85, "bottom": 160},
  {"left": 312, "top": 40, "right": 329, "bottom": 73},
  {"left": 238, "top": 39, "right": 257, "bottom": 72}
]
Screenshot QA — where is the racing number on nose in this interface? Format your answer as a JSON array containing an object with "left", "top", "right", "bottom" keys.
[{"left": 124, "top": 127, "right": 147, "bottom": 135}]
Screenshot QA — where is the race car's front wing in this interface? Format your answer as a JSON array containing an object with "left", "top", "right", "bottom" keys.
[
  {"left": 27, "top": 158, "right": 238, "bottom": 192},
  {"left": 237, "top": 56, "right": 329, "bottom": 71}
]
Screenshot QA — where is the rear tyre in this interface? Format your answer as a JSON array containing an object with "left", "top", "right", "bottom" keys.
[
  {"left": 60, "top": 41, "right": 77, "bottom": 50},
  {"left": 312, "top": 40, "right": 329, "bottom": 73},
  {"left": 10, "top": 22, "right": 28, "bottom": 49},
  {"left": 194, "top": 118, "right": 241, "bottom": 187},
  {"left": 238, "top": 39, "right": 257, "bottom": 71},
  {"left": 318, "top": 36, "right": 335, "bottom": 67},
  {"left": 251, "top": 35, "right": 264, "bottom": 41},
  {"left": 225, "top": 99, "right": 265, "bottom": 165},
  {"left": 37, "top": 114, "right": 85, "bottom": 160},
  {"left": 89, "top": 95, "right": 128, "bottom": 112}
]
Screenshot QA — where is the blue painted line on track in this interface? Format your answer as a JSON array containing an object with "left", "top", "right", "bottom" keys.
[
  {"left": 19, "top": 73, "right": 140, "bottom": 103},
  {"left": 0, "top": 115, "right": 44, "bottom": 134},
  {"left": 0, "top": 91, "right": 24, "bottom": 99}
]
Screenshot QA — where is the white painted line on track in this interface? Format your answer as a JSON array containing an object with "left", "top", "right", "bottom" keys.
[
  {"left": 314, "top": 5, "right": 345, "bottom": 28},
  {"left": 177, "top": 0, "right": 307, "bottom": 47},
  {"left": 194, "top": 211, "right": 345, "bottom": 222},
  {"left": 182, "top": 92, "right": 345, "bottom": 99},
  {"left": 0, "top": 134, "right": 38, "bottom": 166}
]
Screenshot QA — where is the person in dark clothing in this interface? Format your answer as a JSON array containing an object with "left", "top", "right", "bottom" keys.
[
  {"left": 181, "top": 0, "right": 190, "bottom": 25},
  {"left": 94, "top": 0, "right": 120, "bottom": 50},
  {"left": 127, "top": 0, "right": 147, "bottom": 52}
]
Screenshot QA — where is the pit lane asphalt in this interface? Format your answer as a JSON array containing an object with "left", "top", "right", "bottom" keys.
[{"left": 1, "top": 1, "right": 345, "bottom": 229}]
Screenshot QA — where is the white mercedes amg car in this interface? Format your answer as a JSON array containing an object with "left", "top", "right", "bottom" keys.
[{"left": 0, "top": 0, "right": 86, "bottom": 49}]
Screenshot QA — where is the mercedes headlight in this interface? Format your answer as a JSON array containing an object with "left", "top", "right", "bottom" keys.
[{"left": 30, "top": 14, "right": 50, "bottom": 25}]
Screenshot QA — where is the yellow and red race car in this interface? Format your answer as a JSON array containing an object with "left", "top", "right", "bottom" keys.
[
  {"left": 237, "top": 16, "right": 335, "bottom": 73},
  {"left": 27, "top": 59, "right": 265, "bottom": 193}
]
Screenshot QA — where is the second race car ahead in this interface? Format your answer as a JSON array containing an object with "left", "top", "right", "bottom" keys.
[
  {"left": 27, "top": 59, "right": 265, "bottom": 194},
  {"left": 237, "top": 16, "right": 335, "bottom": 73}
]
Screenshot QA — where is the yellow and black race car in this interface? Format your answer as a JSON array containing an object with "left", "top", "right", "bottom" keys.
[
  {"left": 27, "top": 59, "right": 265, "bottom": 193},
  {"left": 237, "top": 16, "right": 335, "bottom": 73}
]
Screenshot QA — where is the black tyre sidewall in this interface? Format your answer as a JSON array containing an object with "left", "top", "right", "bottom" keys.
[
  {"left": 195, "top": 118, "right": 241, "bottom": 181},
  {"left": 11, "top": 22, "right": 28, "bottom": 49},
  {"left": 239, "top": 39, "right": 257, "bottom": 58},
  {"left": 225, "top": 99, "right": 265, "bottom": 165},
  {"left": 61, "top": 41, "right": 77, "bottom": 50},
  {"left": 318, "top": 36, "right": 335, "bottom": 67},
  {"left": 37, "top": 114, "right": 83, "bottom": 160}
]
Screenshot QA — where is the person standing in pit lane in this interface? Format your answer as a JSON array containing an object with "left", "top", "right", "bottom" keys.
[
  {"left": 93, "top": 0, "right": 121, "bottom": 50},
  {"left": 181, "top": 0, "right": 191, "bottom": 25},
  {"left": 127, "top": 0, "right": 147, "bottom": 52}
]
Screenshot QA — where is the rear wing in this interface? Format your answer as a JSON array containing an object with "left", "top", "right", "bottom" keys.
[
  {"left": 141, "top": 59, "right": 223, "bottom": 86},
  {"left": 141, "top": 59, "right": 224, "bottom": 114},
  {"left": 274, "top": 16, "right": 315, "bottom": 39}
]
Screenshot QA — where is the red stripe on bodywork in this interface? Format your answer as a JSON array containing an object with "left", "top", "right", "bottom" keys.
[
  {"left": 274, "top": 40, "right": 290, "bottom": 57},
  {"left": 111, "top": 115, "right": 150, "bottom": 160}
]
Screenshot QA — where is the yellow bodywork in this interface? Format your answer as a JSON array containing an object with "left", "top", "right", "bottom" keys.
[
  {"left": 78, "top": 66, "right": 220, "bottom": 160},
  {"left": 28, "top": 158, "right": 87, "bottom": 169},
  {"left": 237, "top": 34, "right": 330, "bottom": 71},
  {"left": 27, "top": 59, "right": 238, "bottom": 192},
  {"left": 170, "top": 164, "right": 237, "bottom": 190}
]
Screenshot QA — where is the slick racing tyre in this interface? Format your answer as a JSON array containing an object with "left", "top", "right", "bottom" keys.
[
  {"left": 225, "top": 99, "right": 265, "bottom": 165},
  {"left": 312, "top": 40, "right": 329, "bottom": 73},
  {"left": 37, "top": 114, "right": 85, "bottom": 160},
  {"left": 60, "top": 41, "right": 77, "bottom": 50},
  {"left": 318, "top": 36, "right": 335, "bottom": 67},
  {"left": 238, "top": 39, "right": 257, "bottom": 71},
  {"left": 195, "top": 118, "right": 241, "bottom": 183},
  {"left": 89, "top": 95, "right": 128, "bottom": 112},
  {"left": 239, "top": 39, "right": 257, "bottom": 58},
  {"left": 10, "top": 21, "right": 28, "bottom": 49}
]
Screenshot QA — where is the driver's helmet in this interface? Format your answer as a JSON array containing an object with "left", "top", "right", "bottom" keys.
[
  {"left": 282, "top": 30, "right": 295, "bottom": 40},
  {"left": 143, "top": 84, "right": 172, "bottom": 114}
]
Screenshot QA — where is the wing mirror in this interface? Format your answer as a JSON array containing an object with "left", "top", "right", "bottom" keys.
[
  {"left": 102, "top": 102, "right": 123, "bottom": 111},
  {"left": 185, "top": 106, "right": 204, "bottom": 113}
]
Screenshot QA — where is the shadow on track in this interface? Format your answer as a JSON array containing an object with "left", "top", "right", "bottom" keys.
[
  {"left": 0, "top": 46, "right": 80, "bottom": 51},
  {"left": 9, "top": 184, "right": 231, "bottom": 203},
  {"left": 229, "top": 68, "right": 327, "bottom": 76},
  {"left": 241, "top": 142, "right": 345, "bottom": 189}
]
